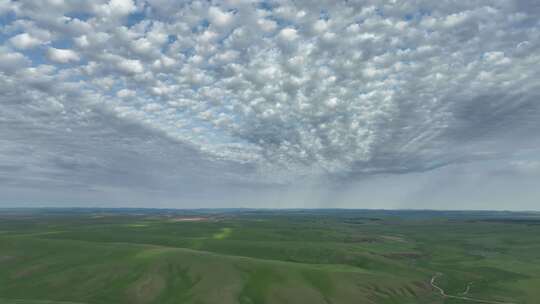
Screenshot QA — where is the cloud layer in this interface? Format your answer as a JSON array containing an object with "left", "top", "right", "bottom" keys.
[{"left": 1, "top": 0, "right": 540, "bottom": 207}]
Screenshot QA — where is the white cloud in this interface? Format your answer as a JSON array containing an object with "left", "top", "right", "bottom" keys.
[
  {"left": 278, "top": 27, "right": 298, "bottom": 41},
  {"left": 116, "top": 88, "right": 136, "bottom": 98},
  {"left": 9, "top": 33, "right": 44, "bottom": 49},
  {"left": 0, "top": 48, "right": 30, "bottom": 72},
  {"left": 208, "top": 6, "right": 234, "bottom": 27},
  {"left": 116, "top": 58, "right": 144, "bottom": 74},
  {"left": 74, "top": 35, "right": 90, "bottom": 48},
  {"left": 95, "top": 0, "right": 136, "bottom": 17},
  {"left": 257, "top": 18, "right": 277, "bottom": 32},
  {"left": 0, "top": 0, "right": 16, "bottom": 16},
  {"left": 46, "top": 47, "right": 80, "bottom": 63},
  {"left": 312, "top": 19, "right": 328, "bottom": 33}
]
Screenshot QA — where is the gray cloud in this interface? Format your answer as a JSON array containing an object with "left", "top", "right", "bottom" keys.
[{"left": 1, "top": 0, "right": 539, "bottom": 209}]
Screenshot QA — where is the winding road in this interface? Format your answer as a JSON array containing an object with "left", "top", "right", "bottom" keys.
[
  {"left": 462, "top": 282, "right": 473, "bottom": 295},
  {"left": 430, "top": 274, "right": 518, "bottom": 304}
]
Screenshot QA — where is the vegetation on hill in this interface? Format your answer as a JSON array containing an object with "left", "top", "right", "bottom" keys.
[{"left": 0, "top": 209, "right": 538, "bottom": 304}]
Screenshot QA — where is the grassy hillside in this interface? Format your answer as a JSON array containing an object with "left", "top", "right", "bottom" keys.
[{"left": 0, "top": 209, "right": 539, "bottom": 304}]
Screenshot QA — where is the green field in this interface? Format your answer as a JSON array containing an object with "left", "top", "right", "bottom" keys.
[{"left": 0, "top": 209, "right": 539, "bottom": 304}]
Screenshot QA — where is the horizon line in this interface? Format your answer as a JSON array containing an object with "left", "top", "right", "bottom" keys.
[{"left": 1, "top": 206, "right": 539, "bottom": 213}]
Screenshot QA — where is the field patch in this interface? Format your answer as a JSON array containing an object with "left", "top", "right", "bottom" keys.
[
  {"left": 171, "top": 217, "right": 208, "bottom": 222},
  {"left": 213, "top": 227, "right": 233, "bottom": 240},
  {"left": 128, "top": 273, "right": 166, "bottom": 304}
]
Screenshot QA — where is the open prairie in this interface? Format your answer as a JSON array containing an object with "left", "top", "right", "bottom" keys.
[{"left": 0, "top": 209, "right": 539, "bottom": 304}]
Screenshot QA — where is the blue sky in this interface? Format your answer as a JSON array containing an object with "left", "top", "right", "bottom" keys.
[{"left": 1, "top": 0, "right": 540, "bottom": 210}]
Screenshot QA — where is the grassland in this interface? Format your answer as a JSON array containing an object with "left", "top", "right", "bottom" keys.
[{"left": 0, "top": 209, "right": 539, "bottom": 304}]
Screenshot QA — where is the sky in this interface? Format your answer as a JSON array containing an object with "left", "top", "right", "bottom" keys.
[{"left": 1, "top": 0, "right": 540, "bottom": 210}]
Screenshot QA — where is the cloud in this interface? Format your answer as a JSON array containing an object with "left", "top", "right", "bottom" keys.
[
  {"left": 94, "top": 0, "right": 136, "bottom": 18},
  {"left": 509, "top": 160, "right": 540, "bottom": 175},
  {"left": 1, "top": 0, "right": 540, "bottom": 208},
  {"left": 0, "top": 47, "right": 31, "bottom": 72},
  {"left": 46, "top": 47, "right": 80, "bottom": 63},
  {"left": 208, "top": 6, "right": 234, "bottom": 27},
  {"left": 0, "top": 0, "right": 16, "bottom": 16},
  {"left": 115, "top": 58, "right": 144, "bottom": 74},
  {"left": 278, "top": 27, "right": 298, "bottom": 41},
  {"left": 116, "top": 88, "right": 136, "bottom": 98},
  {"left": 9, "top": 33, "right": 45, "bottom": 49}
]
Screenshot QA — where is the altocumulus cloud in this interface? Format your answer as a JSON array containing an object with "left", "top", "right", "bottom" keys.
[{"left": 1, "top": 0, "right": 540, "bottom": 208}]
